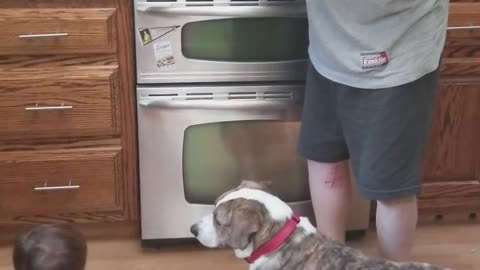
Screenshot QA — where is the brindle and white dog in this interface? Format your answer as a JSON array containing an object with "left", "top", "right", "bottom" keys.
[{"left": 190, "top": 181, "right": 451, "bottom": 270}]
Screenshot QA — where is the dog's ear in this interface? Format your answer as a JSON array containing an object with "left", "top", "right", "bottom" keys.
[
  {"left": 226, "top": 200, "right": 261, "bottom": 250},
  {"left": 239, "top": 180, "right": 273, "bottom": 191},
  {"left": 257, "top": 181, "right": 273, "bottom": 190}
]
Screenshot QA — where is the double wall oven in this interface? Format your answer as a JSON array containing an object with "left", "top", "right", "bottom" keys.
[{"left": 134, "top": 0, "right": 370, "bottom": 241}]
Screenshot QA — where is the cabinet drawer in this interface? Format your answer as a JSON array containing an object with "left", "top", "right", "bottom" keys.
[
  {"left": 0, "top": 8, "right": 117, "bottom": 55},
  {"left": 0, "top": 147, "right": 124, "bottom": 223},
  {"left": 444, "top": 4, "right": 480, "bottom": 58},
  {"left": 0, "top": 67, "right": 120, "bottom": 139}
]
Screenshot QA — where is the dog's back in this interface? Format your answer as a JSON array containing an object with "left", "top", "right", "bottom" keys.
[{"left": 275, "top": 231, "right": 450, "bottom": 270}]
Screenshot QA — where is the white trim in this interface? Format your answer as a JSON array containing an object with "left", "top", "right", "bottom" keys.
[
  {"left": 216, "top": 188, "right": 293, "bottom": 221},
  {"left": 298, "top": 217, "right": 317, "bottom": 235},
  {"left": 234, "top": 242, "right": 254, "bottom": 258}
]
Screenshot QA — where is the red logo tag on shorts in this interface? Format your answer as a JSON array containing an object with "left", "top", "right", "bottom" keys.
[{"left": 361, "top": 51, "right": 389, "bottom": 69}]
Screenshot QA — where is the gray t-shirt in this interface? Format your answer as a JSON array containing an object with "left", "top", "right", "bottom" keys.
[{"left": 307, "top": 0, "right": 449, "bottom": 89}]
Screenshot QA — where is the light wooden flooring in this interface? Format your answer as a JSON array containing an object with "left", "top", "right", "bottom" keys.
[{"left": 0, "top": 223, "right": 478, "bottom": 270}]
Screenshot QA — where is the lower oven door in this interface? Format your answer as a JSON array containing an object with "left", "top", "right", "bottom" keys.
[{"left": 137, "top": 84, "right": 314, "bottom": 240}]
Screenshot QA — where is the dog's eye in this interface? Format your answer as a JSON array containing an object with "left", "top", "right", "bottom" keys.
[{"left": 213, "top": 215, "right": 221, "bottom": 226}]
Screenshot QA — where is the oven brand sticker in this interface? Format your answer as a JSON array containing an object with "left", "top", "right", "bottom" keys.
[
  {"left": 153, "top": 41, "right": 175, "bottom": 70},
  {"left": 138, "top": 26, "right": 180, "bottom": 46}
]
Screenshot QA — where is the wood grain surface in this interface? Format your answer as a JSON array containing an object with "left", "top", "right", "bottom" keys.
[
  {"left": 0, "top": 147, "right": 126, "bottom": 225},
  {"left": 0, "top": 0, "right": 138, "bottom": 226},
  {"left": 423, "top": 83, "right": 480, "bottom": 183},
  {"left": 0, "top": 223, "right": 477, "bottom": 270},
  {"left": 0, "top": 55, "right": 118, "bottom": 69},
  {"left": 0, "top": 8, "right": 117, "bottom": 55},
  {"left": 419, "top": 82, "right": 480, "bottom": 216},
  {"left": 115, "top": 0, "right": 139, "bottom": 221},
  {"left": 0, "top": 67, "right": 121, "bottom": 139}
]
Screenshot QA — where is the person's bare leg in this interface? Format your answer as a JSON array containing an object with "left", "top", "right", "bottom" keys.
[
  {"left": 376, "top": 196, "right": 418, "bottom": 261},
  {"left": 307, "top": 159, "right": 351, "bottom": 243}
]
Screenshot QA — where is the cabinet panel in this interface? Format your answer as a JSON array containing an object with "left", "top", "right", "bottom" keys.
[
  {"left": 0, "top": 8, "right": 117, "bottom": 55},
  {"left": 0, "top": 67, "right": 121, "bottom": 140},
  {"left": 0, "top": 147, "right": 126, "bottom": 224},
  {"left": 423, "top": 83, "right": 480, "bottom": 183}
]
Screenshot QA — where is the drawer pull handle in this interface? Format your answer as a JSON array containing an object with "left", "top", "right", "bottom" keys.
[
  {"left": 447, "top": 26, "right": 480, "bottom": 30},
  {"left": 18, "top": 33, "right": 69, "bottom": 39},
  {"left": 25, "top": 103, "right": 73, "bottom": 111},
  {"left": 34, "top": 181, "right": 80, "bottom": 192}
]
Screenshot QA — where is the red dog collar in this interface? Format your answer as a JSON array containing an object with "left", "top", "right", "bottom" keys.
[{"left": 245, "top": 214, "right": 301, "bottom": 264}]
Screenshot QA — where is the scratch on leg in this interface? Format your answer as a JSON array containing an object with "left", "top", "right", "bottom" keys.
[{"left": 324, "top": 163, "right": 345, "bottom": 188}]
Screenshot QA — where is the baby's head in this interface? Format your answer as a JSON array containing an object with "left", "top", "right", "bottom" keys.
[{"left": 13, "top": 224, "right": 87, "bottom": 270}]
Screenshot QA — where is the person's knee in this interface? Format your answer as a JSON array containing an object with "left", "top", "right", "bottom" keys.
[{"left": 307, "top": 159, "right": 350, "bottom": 189}]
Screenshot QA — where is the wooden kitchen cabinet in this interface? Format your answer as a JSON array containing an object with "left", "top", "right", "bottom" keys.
[
  {"left": 0, "top": 147, "right": 125, "bottom": 223},
  {"left": 0, "top": 67, "right": 121, "bottom": 139},
  {"left": 418, "top": 2, "right": 480, "bottom": 220},
  {"left": 0, "top": 0, "right": 138, "bottom": 226},
  {"left": 420, "top": 82, "right": 480, "bottom": 218},
  {"left": 0, "top": 8, "right": 117, "bottom": 55}
]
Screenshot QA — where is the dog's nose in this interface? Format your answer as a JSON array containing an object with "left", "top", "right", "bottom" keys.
[{"left": 190, "top": 224, "right": 199, "bottom": 237}]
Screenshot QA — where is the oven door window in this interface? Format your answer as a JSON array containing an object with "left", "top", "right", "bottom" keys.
[
  {"left": 181, "top": 18, "right": 308, "bottom": 62},
  {"left": 183, "top": 120, "right": 309, "bottom": 204}
]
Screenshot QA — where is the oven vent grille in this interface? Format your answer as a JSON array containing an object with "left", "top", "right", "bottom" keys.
[
  {"left": 185, "top": 92, "right": 214, "bottom": 100},
  {"left": 145, "top": 0, "right": 303, "bottom": 6},
  {"left": 166, "top": 90, "right": 293, "bottom": 101},
  {"left": 226, "top": 90, "right": 293, "bottom": 100},
  {"left": 262, "top": 91, "right": 293, "bottom": 100}
]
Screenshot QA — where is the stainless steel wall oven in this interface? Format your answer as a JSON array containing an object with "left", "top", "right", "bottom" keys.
[{"left": 134, "top": 0, "right": 370, "bottom": 242}]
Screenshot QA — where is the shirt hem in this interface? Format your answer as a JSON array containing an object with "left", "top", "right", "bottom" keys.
[{"left": 308, "top": 54, "right": 441, "bottom": 89}]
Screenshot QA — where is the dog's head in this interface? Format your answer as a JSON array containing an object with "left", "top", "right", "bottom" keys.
[{"left": 190, "top": 180, "right": 295, "bottom": 256}]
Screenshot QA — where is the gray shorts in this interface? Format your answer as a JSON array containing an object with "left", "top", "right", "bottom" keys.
[{"left": 297, "top": 61, "right": 440, "bottom": 201}]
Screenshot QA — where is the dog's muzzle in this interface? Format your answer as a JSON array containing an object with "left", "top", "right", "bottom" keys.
[{"left": 190, "top": 214, "right": 219, "bottom": 248}]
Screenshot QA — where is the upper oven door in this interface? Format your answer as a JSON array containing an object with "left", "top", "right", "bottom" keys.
[{"left": 134, "top": 0, "right": 308, "bottom": 84}]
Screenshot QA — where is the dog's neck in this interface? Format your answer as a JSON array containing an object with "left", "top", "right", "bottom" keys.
[
  {"left": 235, "top": 216, "right": 317, "bottom": 265},
  {"left": 233, "top": 212, "right": 287, "bottom": 261},
  {"left": 234, "top": 242, "right": 255, "bottom": 258},
  {"left": 249, "top": 217, "right": 317, "bottom": 270},
  {"left": 216, "top": 188, "right": 317, "bottom": 266}
]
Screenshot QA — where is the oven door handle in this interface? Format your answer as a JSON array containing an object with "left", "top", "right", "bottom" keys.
[
  {"left": 138, "top": 98, "right": 300, "bottom": 110},
  {"left": 135, "top": 4, "right": 306, "bottom": 17}
]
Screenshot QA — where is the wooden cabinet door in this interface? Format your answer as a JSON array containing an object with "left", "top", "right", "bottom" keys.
[
  {"left": 0, "top": 67, "right": 121, "bottom": 140},
  {"left": 0, "top": 8, "right": 117, "bottom": 55},
  {"left": 420, "top": 82, "right": 480, "bottom": 218},
  {"left": 0, "top": 147, "right": 126, "bottom": 224}
]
